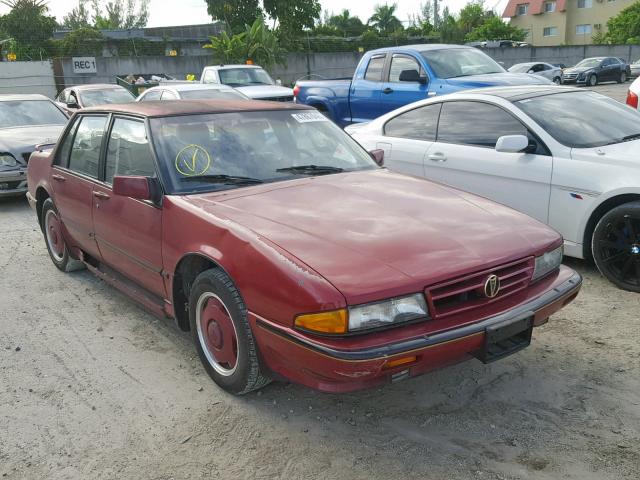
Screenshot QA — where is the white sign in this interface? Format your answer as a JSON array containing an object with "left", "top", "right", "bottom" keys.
[
  {"left": 291, "top": 111, "right": 328, "bottom": 123},
  {"left": 72, "top": 57, "right": 97, "bottom": 74}
]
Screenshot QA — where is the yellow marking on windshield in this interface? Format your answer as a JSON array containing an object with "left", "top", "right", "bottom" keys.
[{"left": 175, "top": 144, "right": 211, "bottom": 176}]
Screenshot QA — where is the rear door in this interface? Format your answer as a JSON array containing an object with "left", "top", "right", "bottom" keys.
[
  {"left": 349, "top": 54, "right": 386, "bottom": 122},
  {"left": 379, "top": 54, "right": 430, "bottom": 115},
  {"left": 424, "top": 100, "right": 553, "bottom": 223},
  {"left": 50, "top": 114, "right": 107, "bottom": 259},
  {"left": 92, "top": 116, "right": 165, "bottom": 296}
]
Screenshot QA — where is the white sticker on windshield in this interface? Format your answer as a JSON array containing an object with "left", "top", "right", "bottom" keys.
[{"left": 291, "top": 111, "right": 329, "bottom": 123}]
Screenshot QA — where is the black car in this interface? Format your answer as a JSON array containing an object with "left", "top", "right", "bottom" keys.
[{"left": 562, "top": 57, "right": 629, "bottom": 86}]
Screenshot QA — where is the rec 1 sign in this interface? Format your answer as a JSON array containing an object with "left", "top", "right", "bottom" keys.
[{"left": 72, "top": 57, "right": 97, "bottom": 74}]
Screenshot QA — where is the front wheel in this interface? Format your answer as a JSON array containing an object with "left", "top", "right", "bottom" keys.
[
  {"left": 592, "top": 202, "right": 640, "bottom": 292},
  {"left": 41, "top": 198, "right": 84, "bottom": 272},
  {"left": 189, "top": 268, "right": 271, "bottom": 394},
  {"left": 553, "top": 76, "right": 562, "bottom": 85},
  {"left": 587, "top": 74, "right": 598, "bottom": 87}
]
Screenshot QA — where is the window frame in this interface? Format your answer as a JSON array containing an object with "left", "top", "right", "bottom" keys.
[
  {"left": 63, "top": 113, "right": 110, "bottom": 180},
  {"left": 516, "top": 3, "right": 529, "bottom": 15},
  {"left": 383, "top": 102, "right": 442, "bottom": 141},
  {"left": 544, "top": 1, "right": 556, "bottom": 12},
  {"left": 434, "top": 99, "right": 551, "bottom": 156},
  {"left": 387, "top": 53, "right": 426, "bottom": 84},
  {"left": 576, "top": 24, "right": 592, "bottom": 35},
  {"left": 543, "top": 26, "right": 558, "bottom": 37},
  {"left": 577, "top": 0, "right": 592, "bottom": 8},
  {"left": 53, "top": 115, "right": 80, "bottom": 168}
]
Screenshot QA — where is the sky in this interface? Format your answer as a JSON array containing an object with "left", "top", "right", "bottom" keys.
[{"left": 0, "top": 0, "right": 511, "bottom": 28}]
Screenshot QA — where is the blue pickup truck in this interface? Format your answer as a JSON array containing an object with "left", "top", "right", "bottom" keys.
[{"left": 293, "top": 44, "right": 550, "bottom": 127}]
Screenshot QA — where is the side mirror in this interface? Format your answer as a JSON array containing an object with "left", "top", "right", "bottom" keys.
[
  {"left": 495, "top": 135, "right": 529, "bottom": 153},
  {"left": 112, "top": 175, "right": 152, "bottom": 200},
  {"left": 399, "top": 69, "right": 421, "bottom": 83},
  {"left": 369, "top": 149, "right": 384, "bottom": 166},
  {"left": 527, "top": 69, "right": 535, "bottom": 74},
  {"left": 66, "top": 98, "right": 79, "bottom": 109}
]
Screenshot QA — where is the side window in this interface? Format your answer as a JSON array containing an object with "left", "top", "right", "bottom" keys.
[
  {"left": 364, "top": 56, "right": 385, "bottom": 82},
  {"left": 161, "top": 90, "right": 178, "bottom": 100},
  {"left": 54, "top": 118, "right": 79, "bottom": 168},
  {"left": 384, "top": 103, "right": 441, "bottom": 141},
  {"left": 437, "top": 102, "right": 527, "bottom": 148},
  {"left": 68, "top": 115, "right": 107, "bottom": 177},
  {"left": 202, "top": 69, "right": 216, "bottom": 84},
  {"left": 105, "top": 118, "right": 156, "bottom": 184},
  {"left": 141, "top": 90, "right": 161, "bottom": 101},
  {"left": 389, "top": 55, "right": 422, "bottom": 82}
]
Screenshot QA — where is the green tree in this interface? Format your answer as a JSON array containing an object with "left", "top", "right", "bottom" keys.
[
  {"left": 59, "top": 26, "right": 104, "bottom": 55},
  {"left": 438, "top": 7, "right": 464, "bottom": 43},
  {"left": 205, "top": 0, "right": 262, "bottom": 34},
  {"left": 0, "top": 0, "right": 57, "bottom": 59},
  {"left": 92, "top": 0, "right": 150, "bottom": 29},
  {"left": 327, "top": 9, "right": 366, "bottom": 37},
  {"left": 263, "top": 0, "right": 320, "bottom": 39},
  {"left": 62, "top": 0, "right": 92, "bottom": 29},
  {"left": 458, "top": 1, "right": 493, "bottom": 37},
  {"left": 465, "top": 16, "right": 527, "bottom": 41},
  {"left": 368, "top": 3, "right": 403, "bottom": 34},
  {"left": 600, "top": 1, "right": 640, "bottom": 44},
  {"left": 203, "top": 17, "right": 286, "bottom": 70}
]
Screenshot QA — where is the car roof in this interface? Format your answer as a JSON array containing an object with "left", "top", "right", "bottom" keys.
[
  {"left": 368, "top": 44, "right": 470, "bottom": 54},
  {"left": 82, "top": 99, "right": 313, "bottom": 117},
  {"left": 146, "top": 83, "right": 235, "bottom": 92},
  {"left": 204, "top": 64, "right": 262, "bottom": 70},
  {"left": 460, "top": 85, "right": 582, "bottom": 101},
  {"left": 69, "top": 83, "right": 126, "bottom": 91},
  {"left": 0, "top": 93, "right": 52, "bottom": 102}
]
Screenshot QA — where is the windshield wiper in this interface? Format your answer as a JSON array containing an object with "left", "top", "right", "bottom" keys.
[
  {"left": 180, "top": 174, "right": 263, "bottom": 185},
  {"left": 605, "top": 133, "right": 640, "bottom": 146},
  {"left": 276, "top": 165, "right": 344, "bottom": 175}
]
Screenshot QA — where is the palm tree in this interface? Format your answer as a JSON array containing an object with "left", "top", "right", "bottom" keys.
[
  {"left": 328, "top": 9, "right": 365, "bottom": 37},
  {"left": 368, "top": 3, "right": 403, "bottom": 34}
]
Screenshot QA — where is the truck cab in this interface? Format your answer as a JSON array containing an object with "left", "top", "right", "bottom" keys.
[{"left": 201, "top": 64, "right": 294, "bottom": 102}]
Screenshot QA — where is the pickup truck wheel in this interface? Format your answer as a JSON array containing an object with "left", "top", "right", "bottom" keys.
[
  {"left": 41, "top": 198, "right": 84, "bottom": 272},
  {"left": 592, "top": 202, "right": 640, "bottom": 292},
  {"left": 189, "top": 268, "right": 271, "bottom": 394}
]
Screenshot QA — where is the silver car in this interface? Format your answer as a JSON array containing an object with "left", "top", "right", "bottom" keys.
[
  {"left": 137, "top": 83, "right": 250, "bottom": 102},
  {"left": 508, "top": 62, "right": 563, "bottom": 84},
  {"left": 631, "top": 60, "right": 640, "bottom": 78},
  {"left": 0, "top": 95, "right": 68, "bottom": 198}
]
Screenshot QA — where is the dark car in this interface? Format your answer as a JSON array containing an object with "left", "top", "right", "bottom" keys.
[
  {"left": 562, "top": 57, "right": 629, "bottom": 86},
  {"left": 26, "top": 99, "right": 581, "bottom": 395},
  {"left": 55, "top": 84, "right": 135, "bottom": 114}
]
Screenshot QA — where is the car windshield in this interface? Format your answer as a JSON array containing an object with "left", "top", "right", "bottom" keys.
[
  {"left": 150, "top": 110, "right": 377, "bottom": 194},
  {"left": 80, "top": 88, "right": 135, "bottom": 107},
  {"left": 508, "top": 64, "right": 533, "bottom": 73},
  {"left": 218, "top": 68, "right": 274, "bottom": 87},
  {"left": 516, "top": 91, "right": 640, "bottom": 148},
  {"left": 575, "top": 58, "right": 602, "bottom": 68},
  {"left": 0, "top": 100, "right": 67, "bottom": 128},
  {"left": 179, "top": 89, "right": 248, "bottom": 100},
  {"left": 421, "top": 48, "right": 505, "bottom": 78}
]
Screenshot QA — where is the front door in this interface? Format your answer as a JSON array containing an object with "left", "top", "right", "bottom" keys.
[
  {"left": 50, "top": 114, "right": 108, "bottom": 259},
  {"left": 424, "top": 101, "right": 553, "bottom": 224},
  {"left": 379, "top": 54, "right": 430, "bottom": 116},
  {"left": 349, "top": 54, "right": 386, "bottom": 123},
  {"left": 92, "top": 116, "right": 165, "bottom": 297}
]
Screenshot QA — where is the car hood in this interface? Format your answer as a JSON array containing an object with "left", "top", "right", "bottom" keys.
[
  {"left": 235, "top": 85, "right": 294, "bottom": 99},
  {"left": 445, "top": 72, "right": 551, "bottom": 88},
  {"left": 564, "top": 67, "right": 593, "bottom": 74},
  {"left": 571, "top": 139, "right": 640, "bottom": 167},
  {"left": 184, "top": 170, "right": 559, "bottom": 303},
  {"left": 0, "top": 125, "right": 65, "bottom": 166}
]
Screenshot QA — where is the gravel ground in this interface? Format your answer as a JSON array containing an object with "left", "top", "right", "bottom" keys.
[{"left": 1, "top": 82, "right": 638, "bottom": 479}]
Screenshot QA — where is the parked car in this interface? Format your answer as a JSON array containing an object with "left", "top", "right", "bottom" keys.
[
  {"left": 0, "top": 94, "right": 68, "bottom": 198},
  {"left": 200, "top": 64, "right": 293, "bottom": 101},
  {"left": 617, "top": 58, "right": 632, "bottom": 78},
  {"left": 627, "top": 76, "right": 639, "bottom": 110},
  {"left": 55, "top": 84, "right": 135, "bottom": 114},
  {"left": 562, "top": 57, "right": 629, "bottom": 86},
  {"left": 508, "top": 62, "right": 562, "bottom": 84},
  {"left": 552, "top": 63, "right": 567, "bottom": 70},
  {"left": 293, "top": 44, "right": 551, "bottom": 127},
  {"left": 630, "top": 60, "right": 640, "bottom": 78},
  {"left": 137, "top": 83, "right": 249, "bottom": 102},
  {"left": 26, "top": 99, "right": 580, "bottom": 394},
  {"left": 347, "top": 86, "right": 640, "bottom": 291}
]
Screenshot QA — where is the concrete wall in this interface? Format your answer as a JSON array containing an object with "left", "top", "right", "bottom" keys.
[
  {"left": 0, "top": 61, "right": 57, "bottom": 97},
  {"left": 485, "top": 44, "right": 640, "bottom": 68}
]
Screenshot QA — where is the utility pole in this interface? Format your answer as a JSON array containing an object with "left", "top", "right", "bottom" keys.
[{"left": 433, "top": 0, "right": 439, "bottom": 29}]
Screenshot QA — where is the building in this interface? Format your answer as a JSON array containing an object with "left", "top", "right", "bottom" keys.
[{"left": 502, "top": 0, "right": 635, "bottom": 46}]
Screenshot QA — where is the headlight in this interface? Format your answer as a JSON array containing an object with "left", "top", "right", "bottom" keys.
[
  {"left": 0, "top": 153, "right": 17, "bottom": 167},
  {"left": 532, "top": 246, "right": 563, "bottom": 281},
  {"left": 348, "top": 293, "right": 429, "bottom": 332},
  {"left": 294, "top": 293, "right": 430, "bottom": 334}
]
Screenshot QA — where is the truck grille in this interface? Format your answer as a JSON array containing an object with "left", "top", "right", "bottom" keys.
[{"left": 425, "top": 257, "right": 534, "bottom": 319}]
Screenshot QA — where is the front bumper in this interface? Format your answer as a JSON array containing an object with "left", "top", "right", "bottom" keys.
[
  {"left": 0, "top": 168, "right": 27, "bottom": 197},
  {"left": 252, "top": 266, "right": 582, "bottom": 393}
]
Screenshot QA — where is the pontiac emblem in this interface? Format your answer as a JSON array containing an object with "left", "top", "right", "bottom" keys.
[{"left": 484, "top": 274, "right": 500, "bottom": 299}]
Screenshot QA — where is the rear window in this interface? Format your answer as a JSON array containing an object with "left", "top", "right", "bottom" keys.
[
  {"left": 180, "top": 89, "right": 248, "bottom": 100},
  {"left": 0, "top": 100, "right": 67, "bottom": 128}
]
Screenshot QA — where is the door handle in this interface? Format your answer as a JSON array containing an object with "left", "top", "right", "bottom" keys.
[
  {"left": 382, "top": 87, "right": 394, "bottom": 94},
  {"left": 52, "top": 174, "right": 65, "bottom": 182},
  {"left": 428, "top": 153, "right": 447, "bottom": 162},
  {"left": 93, "top": 191, "right": 110, "bottom": 200}
]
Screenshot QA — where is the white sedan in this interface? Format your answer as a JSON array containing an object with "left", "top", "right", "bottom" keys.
[
  {"left": 628, "top": 77, "right": 639, "bottom": 109},
  {"left": 137, "top": 83, "right": 249, "bottom": 102},
  {"left": 347, "top": 86, "right": 640, "bottom": 291}
]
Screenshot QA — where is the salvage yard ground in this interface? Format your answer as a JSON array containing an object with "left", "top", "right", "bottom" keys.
[{"left": 1, "top": 83, "right": 638, "bottom": 480}]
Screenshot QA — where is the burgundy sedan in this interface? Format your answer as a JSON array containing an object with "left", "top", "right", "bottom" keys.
[{"left": 26, "top": 100, "right": 581, "bottom": 394}]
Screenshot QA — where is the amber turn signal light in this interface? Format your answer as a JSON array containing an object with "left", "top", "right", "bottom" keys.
[
  {"left": 383, "top": 355, "right": 417, "bottom": 369},
  {"left": 294, "top": 309, "right": 348, "bottom": 334}
]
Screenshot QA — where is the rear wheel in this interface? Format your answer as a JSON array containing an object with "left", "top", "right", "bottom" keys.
[
  {"left": 588, "top": 74, "right": 598, "bottom": 87},
  {"left": 618, "top": 72, "right": 627, "bottom": 84},
  {"left": 592, "top": 202, "right": 640, "bottom": 292},
  {"left": 553, "top": 76, "right": 561, "bottom": 85},
  {"left": 41, "top": 198, "right": 84, "bottom": 272},
  {"left": 189, "top": 268, "right": 271, "bottom": 394}
]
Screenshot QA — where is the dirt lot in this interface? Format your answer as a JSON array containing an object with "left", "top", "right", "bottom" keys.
[{"left": 1, "top": 82, "right": 639, "bottom": 479}]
